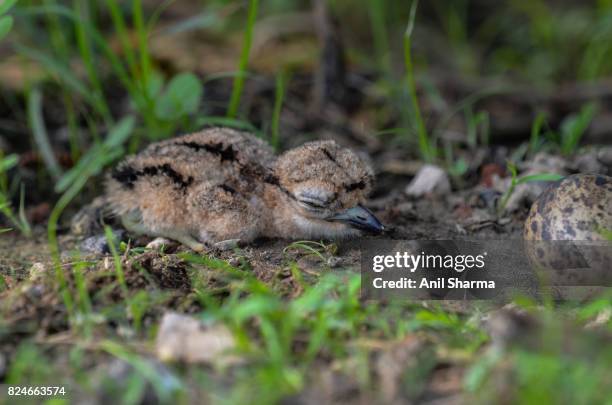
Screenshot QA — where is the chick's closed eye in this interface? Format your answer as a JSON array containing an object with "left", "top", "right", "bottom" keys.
[
  {"left": 296, "top": 189, "right": 335, "bottom": 209},
  {"left": 300, "top": 199, "right": 327, "bottom": 209}
]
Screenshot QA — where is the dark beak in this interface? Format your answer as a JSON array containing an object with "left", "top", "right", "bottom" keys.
[{"left": 327, "top": 204, "right": 385, "bottom": 234}]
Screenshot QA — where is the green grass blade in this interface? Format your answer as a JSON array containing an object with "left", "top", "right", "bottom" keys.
[
  {"left": 0, "top": 0, "right": 17, "bottom": 15},
  {"left": 516, "top": 173, "right": 564, "bottom": 185},
  {"left": 145, "top": 0, "right": 176, "bottom": 33},
  {"left": 271, "top": 68, "right": 289, "bottom": 151},
  {"left": 529, "top": 111, "right": 547, "bottom": 155},
  {"left": 132, "top": 0, "right": 152, "bottom": 89},
  {"left": 105, "top": 225, "right": 128, "bottom": 297},
  {"left": 0, "top": 154, "right": 18, "bottom": 172},
  {"left": 0, "top": 16, "right": 13, "bottom": 41},
  {"left": 105, "top": 0, "right": 140, "bottom": 82},
  {"left": 48, "top": 181, "right": 85, "bottom": 322},
  {"left": 55, "top": 116, "right": 134, "bottom": 192},
  {"left": 195, "top": 116, "right": 260, "bottom": 133},
  {"left": 17, "top": 184, "right": 32, "bottom": 237},
  {"left": 27, "top": 88, "right": 63, "bottom": 180},
  {"left": 227, "top": 0, "right": 259, "bottom": 118},
  {"left": 72, "top": 0, "right": 112, "bottom": 124},
  {"left": 368, "top": 0, "right": 391, "bottom": 74},
  {"left": 560, "top": 103, "right": 597, "bottom": 155},
  {"left": 403, "top": 0, "right": 435, "bottom": 162}
]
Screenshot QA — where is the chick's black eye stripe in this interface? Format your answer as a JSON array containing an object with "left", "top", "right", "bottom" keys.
[{"left": 344, "top": 180, "right": 366, "bottom": 192}]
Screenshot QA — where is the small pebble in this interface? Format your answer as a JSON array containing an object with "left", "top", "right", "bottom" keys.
[
  {"left": 103, "top": 257, "right": 113, "bottom": 271},
  {"left": 146, "top": 237, "right": 175, "bottom": 250},
  {"left": 28, "top": 262, "right": 47, "bottom": 281},
  {"left": 405, "top": 164, "right": 451, "bottom": 197},
  {"left": 573, "top": 151, "right": 605, "bottom": 174},
  {"left": 156, "top": 312, "right": 238, "bottom": 365},
  {"left": 597, "top": 146, "right": 612, "bottom": 167},
  {"left": 214, "top": 239, "right": 241, "bottom": 251},
  {"left": 79, "top": 229, "right": 125, "bottom": 255}
]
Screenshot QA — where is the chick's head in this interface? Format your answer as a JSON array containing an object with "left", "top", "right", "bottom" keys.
[{"left": 274, "top": 140, "right": 384, "bottom": 234}]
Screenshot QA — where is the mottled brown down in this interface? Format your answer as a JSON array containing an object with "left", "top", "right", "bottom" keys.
[{"left": 106, "top": 128, "right": 377, "bottom": 250}]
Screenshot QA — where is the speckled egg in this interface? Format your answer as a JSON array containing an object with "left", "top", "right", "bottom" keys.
[
  {"left": 524, "top": 174, "right": 611, "bottom": 241},
  {"left": 523, "top": 174, "right": 611, "bottom": 300}
]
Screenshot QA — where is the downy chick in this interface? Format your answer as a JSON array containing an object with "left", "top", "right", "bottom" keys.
[{"left": 106, "top": 128, "right": 384, "bottom": 250}]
